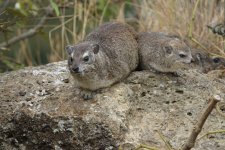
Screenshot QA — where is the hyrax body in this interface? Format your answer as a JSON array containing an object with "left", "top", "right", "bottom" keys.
[
  {"left": 137, "top": 32, "right": 192, "bottom": 73},
  {"left": 190, "top": 48, "right": 225, "bottom": 73},
  {"left": 66, "top": 22, "right": 138, "bottom": 91}
]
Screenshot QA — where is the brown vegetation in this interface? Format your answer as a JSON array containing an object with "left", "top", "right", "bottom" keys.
[{"left": 0, "top": 0, "right": 224, "bottom": 72}]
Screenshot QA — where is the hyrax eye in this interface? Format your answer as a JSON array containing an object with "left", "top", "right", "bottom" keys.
[
  {"left": 213, "top": 57, "right": 220, "bottom": 63},
  {"left": 179, "top": 53, "right": 187, "bottom": 58},
  {"left": 83, "top": 56, "right": 89, "bottom": 62}
]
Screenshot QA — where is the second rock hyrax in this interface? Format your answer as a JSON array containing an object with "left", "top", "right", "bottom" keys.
[
  {"left": 190, "top": 48, "right": 225, "bottom": 73},
  {"left": 137, "top": 32, "right": 192, "bottom": 73},
  {"left": 66, "top": 22, "right": 138, "bottom": 98}
]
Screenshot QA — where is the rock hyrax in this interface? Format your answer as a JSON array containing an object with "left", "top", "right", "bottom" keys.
[
  {"left": 66, "top": 22, "right": 138, "bottom": 94},
  {"left": 190, "top": 48, "right": 225, "bottom": 73},
  {"left": 137, "top": 32, "right": 192, "bottom": 73}
]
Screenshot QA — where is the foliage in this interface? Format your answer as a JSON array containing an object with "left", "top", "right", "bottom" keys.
[
  {"left": 50, "top": 0, "right": 60, "bottom": 16},
  {"left": 0, "top": 0, "right": 224, "bottom": 73}
]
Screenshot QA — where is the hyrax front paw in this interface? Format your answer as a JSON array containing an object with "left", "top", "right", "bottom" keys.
[{"left": 80, "top": 90, "right": 95, "bottom": 100}]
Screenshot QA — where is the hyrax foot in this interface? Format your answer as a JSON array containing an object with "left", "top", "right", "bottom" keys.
[{"left": 80, "top": 90, "right": 95, "bottom": 100}]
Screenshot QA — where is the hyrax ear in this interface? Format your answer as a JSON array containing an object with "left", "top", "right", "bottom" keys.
[
  {"left": 195, "top": 53, "right": 202, "bottom": 62},
  {"left": 65, "top": 45, "right": 73, "bottom": 55},
  {"left": 92, "top": 44, "right": 99, "bottom": 54},
  {"left": 163, "top": 46, "right": 173, "bottom": 55}
]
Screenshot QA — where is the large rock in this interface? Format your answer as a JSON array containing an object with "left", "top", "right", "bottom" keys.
[{"left": 0, "top": 61, "right": 225, "bottom": 150}]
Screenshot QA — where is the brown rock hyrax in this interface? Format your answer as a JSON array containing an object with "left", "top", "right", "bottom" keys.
[
  {"left": 190, "top": 48, "right": 225, "bottom": 73},
  {"left": 66, "top": 22, "right": 138, "bottom": 97},
  {"left": 137, "top": 32, "right": 192, "bottom": 73}
]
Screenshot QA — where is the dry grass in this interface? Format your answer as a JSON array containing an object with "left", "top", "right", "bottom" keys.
[
  {"left": 49, "top": 0, "right": 225, "bottom": 64},
  {"left": 134, "top": 0, "right": 225, "bottom": 55},
  {"left": 5, "top": 0, "right": 225, "bottom": 68},
  {"left": 128, "top": 0, "right": 225, "bottom": 55},
  {"left": 48, "top": 0, "right": 102, "bottom": 62}
]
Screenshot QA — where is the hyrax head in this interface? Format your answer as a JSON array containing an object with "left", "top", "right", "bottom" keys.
[
  {"left": 189, "top": 50, "right": 225, "bottom": 72},
  {"left": 65, "top": 42, "right": 99, "bottom": 75},
  {"left": 163, "top": 39, "right": 192, "bottom": 64}
]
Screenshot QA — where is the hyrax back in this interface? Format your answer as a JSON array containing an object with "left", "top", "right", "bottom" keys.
[
  {"left": 137, "top": 32, "right": 192, "bottom": 73},
  {"left": 190, "top": 48, "right": 225, "bottom": 73},
  {"left": 66, "top": 22, "right": 138, "bottom": 91}
]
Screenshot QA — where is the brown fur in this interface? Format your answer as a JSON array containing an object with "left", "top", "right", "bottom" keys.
[
  {"left": 137, "top": 32, "right": 192, "bottom": 73},
  {"left": 66, "top": 22, "right": 139, "bottom": 91},
  {"left": 190, "top": 48, "right": 225, "bottom": 73}
]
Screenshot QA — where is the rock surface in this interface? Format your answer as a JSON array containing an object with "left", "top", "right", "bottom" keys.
[{"left": 0, "top": 61, "right": 225, "bottom": 150}]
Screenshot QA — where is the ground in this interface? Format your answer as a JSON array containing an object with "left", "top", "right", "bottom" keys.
[{"left": 0, "top": 61, "right": 225, "bottom": 150}]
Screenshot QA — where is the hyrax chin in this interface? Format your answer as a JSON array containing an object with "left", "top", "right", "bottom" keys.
[
  {"left": 137, "top": 32, "right": 192, "bottom": 73},
  {"left": 66, "top": 22, "right": 139, "bottom": 99}
]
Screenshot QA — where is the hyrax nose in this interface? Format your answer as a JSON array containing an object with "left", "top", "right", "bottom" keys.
[{"left": 72, "top": 67, "right": 79, "bottom": 73}]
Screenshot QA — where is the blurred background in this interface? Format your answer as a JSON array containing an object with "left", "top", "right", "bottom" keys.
[{"left": 0, "top": 0, "right": 224, "bottom": 73}]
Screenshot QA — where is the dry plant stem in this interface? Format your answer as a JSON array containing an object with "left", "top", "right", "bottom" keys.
[
  {"left": 224, "top": 0, "right": 225, "bottom": 51},
  {"left": 49, "top": 17, "right": 73, "bottom": 59},
  {"left": 61, "top": 7, "right": 65, "bottom": 58},
  {"left": 0, "top": 6, "right": 53, "bottom": 50},
  {"left": 99, "top": 0, "right": 111, "bottom": 25},
  {"left": 188, "top": 0, "right": 207, "bottom": 51},
  {"left": 191, "top": 37, "right": 207, "bottom": 51},
  {"left": 81, "top": 0, "right": 91, "bottom": 39},
  {"left": 157, "top": 131, "right": 173, "bottom": 150},
  {"left": 73, "top": 0, "right": 77, "bottom": 43},
  {"left": 188, "top": 0, "right": 200, "bottom": 39},
  {"left": 224, "top": 0, "right": 225, "bottom": 25},
  {"left": 209, "top": 41, "right": 224, "bottom": 55},
  {"left": 135, "top": 144, "right": 159, "bottom": 150},
  {"left": 82, "top": 0, "right": 87, "bottom": 39},
  {"left": 181, "top": 97, "right": 221, "bottom": 150},
  {"left": 197, "top": 130, "right": 225, "bottom": 141}
]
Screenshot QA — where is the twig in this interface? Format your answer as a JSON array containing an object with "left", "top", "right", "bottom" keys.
[
  {"left": 0, "top": 6, "right": 53, "bottom": 50},
  {"left": 181, "top": 95, "right": 221, "bottom": 150}
]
